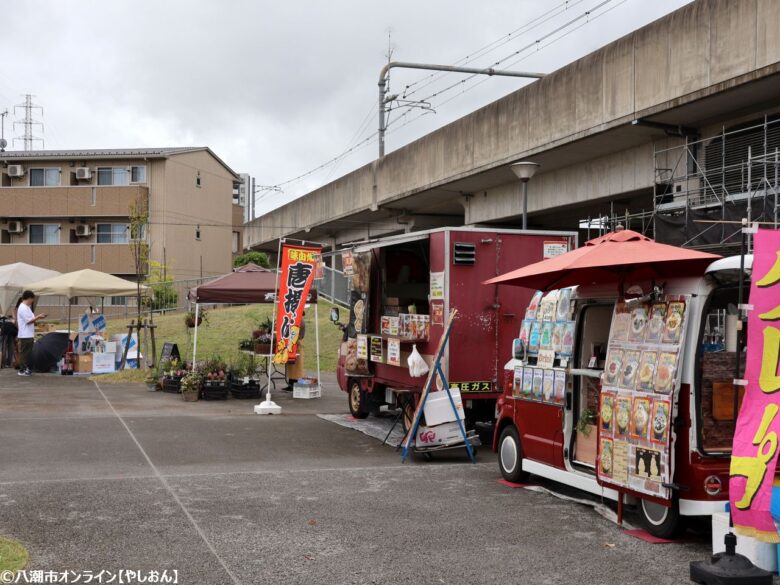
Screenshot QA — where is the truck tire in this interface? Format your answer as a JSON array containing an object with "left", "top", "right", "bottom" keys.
[
  {"left": 498, "top": 425, "right": 529, "bottom": 483},
  {"left": 348, "top": 381, "right": 369, "bottom": 419},
  {"left": 639, "top": 498, "right": 683, "bottom": 539}
]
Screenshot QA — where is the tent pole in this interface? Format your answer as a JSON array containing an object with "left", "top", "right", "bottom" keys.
[
  {"left": 192, "top": 303, "right": 199, "bottom": 367},
  {"left": 68, "top": 299, "right": 71, "bottom": 335},
  {"left": 315, "top": 302, "right": 321, "bottom": 392}
]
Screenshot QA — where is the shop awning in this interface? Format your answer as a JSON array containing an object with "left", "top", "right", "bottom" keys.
[{"left": 484, "top": 228, "right": 722, "bottom": 290}]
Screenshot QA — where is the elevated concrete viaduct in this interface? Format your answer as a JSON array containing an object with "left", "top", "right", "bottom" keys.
[{"left": 246, "top": 0, "right": 780, "bottom": 258}]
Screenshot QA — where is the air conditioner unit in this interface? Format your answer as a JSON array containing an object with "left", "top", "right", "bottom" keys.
[
  {"left": 75, "top": 167, "right": 92, "bottom": 180},
  {"left": 7, "top": 165, "right": 25, "bottom": 177},
  {"left": 7, "top": 221, "right": 25, "bottom": 233},
  {"left": 75, "top": 224, "right": 92, "bottom": 237}
]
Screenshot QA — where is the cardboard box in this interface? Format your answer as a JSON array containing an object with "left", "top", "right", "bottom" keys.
[
  {"left": 73, "top": 354, "right": 93, "bottom": 373},
  {"left": 111, "top": 333, "right": 139, "bottom": 360},
  {"left": 415, "top": 421, "right": 464, "bottom": 448},
  {"left": 92, "top": 352, "right": 116, "bottom": 374},
  {"left": 423, "top": 387, "right": 465, "bottom": 426},
  {"left": 75, "top": 333, "right": 95, "bottom": 355},
  {"left": 95, "top": 341, "right": 116, "bottom": 354}
]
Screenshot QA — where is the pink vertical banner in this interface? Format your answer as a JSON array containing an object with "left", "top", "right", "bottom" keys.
[{"left": 730, "top": 228, "right": 780, "bottom": 542}]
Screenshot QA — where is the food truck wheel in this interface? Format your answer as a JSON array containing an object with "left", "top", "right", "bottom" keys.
[
  {"left": 348, "top": 381, "right": 369, "bottom": 419},
  {"left": 639, "top": 498, "right": 682, "bottom": 539},
  {"left": 498, "top": 426, "right": 528, "bottom": 483}
]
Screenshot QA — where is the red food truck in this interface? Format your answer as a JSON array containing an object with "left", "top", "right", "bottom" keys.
[
  {"left": 492, "top": 256, "right": 749, "bottom": 537},
  {"left": 333, "top": 227, "right": 577, "bottom": 428}
]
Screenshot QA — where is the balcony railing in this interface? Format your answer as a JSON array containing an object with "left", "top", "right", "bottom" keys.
[
  {"left": 0, "top": 243, "right": 139, "bottom": 275},
  {"left": 0, "top": 185, "right": 148, "bottom": 218}
]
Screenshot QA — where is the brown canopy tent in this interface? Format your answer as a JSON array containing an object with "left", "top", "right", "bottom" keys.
[
  {"left": 188, "top": 263, "right": 287, "bottom": 304},
  {"left": 187, "top": 262, "right": 320, "bottom": 408}
]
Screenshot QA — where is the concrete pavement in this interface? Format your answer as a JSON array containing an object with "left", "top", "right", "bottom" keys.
[{"left": 0, "top": 370, "right": 711, "bottom": 584}]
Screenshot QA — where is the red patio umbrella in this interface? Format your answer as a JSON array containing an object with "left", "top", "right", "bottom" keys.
[{"left": 484, "top": 228, "right": 721, "bottom": 291}]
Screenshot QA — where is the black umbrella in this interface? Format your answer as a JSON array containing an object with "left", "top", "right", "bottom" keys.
[{"left": 30, "top": 332, "right": 70, "bottom": 373}]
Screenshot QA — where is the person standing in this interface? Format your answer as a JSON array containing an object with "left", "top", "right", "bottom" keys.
[{"left": 16, "top": 290, "right": 45, "bottom": 376}]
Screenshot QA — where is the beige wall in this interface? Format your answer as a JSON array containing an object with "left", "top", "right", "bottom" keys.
[
  {"left": 0, "top": 149, "right": 237, "bottom": 281},
  {"left": 150, "top": 150, "right": 234, "bottom": 280}
]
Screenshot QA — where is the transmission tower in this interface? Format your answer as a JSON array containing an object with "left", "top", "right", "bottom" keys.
[
  {"left": 13, "top": 94, "right": 44, "bottom": 151},
  {"left": 0, "top": 110, "right": 8, "bottom": 152}
]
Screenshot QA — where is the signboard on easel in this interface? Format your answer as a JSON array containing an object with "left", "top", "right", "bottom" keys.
[{"left": 160, "top": 342, "right": 181, "bottom": 363}]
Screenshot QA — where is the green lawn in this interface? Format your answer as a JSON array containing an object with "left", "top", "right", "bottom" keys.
[
  {"left": 99, "top": 301, "right": 344, "bottom": 383},
  {"left": 0, "top": 537, "right": 28, "bottom": 574}
]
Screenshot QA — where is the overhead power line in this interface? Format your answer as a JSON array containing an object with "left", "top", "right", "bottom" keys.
[{"left": 266, "top": 0, "right": 623, "bottom": 196}]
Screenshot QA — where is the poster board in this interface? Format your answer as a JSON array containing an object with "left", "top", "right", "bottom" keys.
[
  {"left": 512, "top": 288, "right": 574, "bottom": 407},
  {"left": 596, "top": 295, "right": 689, "bottom": 500}
]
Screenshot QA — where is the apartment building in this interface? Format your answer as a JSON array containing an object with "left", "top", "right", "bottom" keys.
[{"left": 0, "top": 147, "right": 240, "bottom": 286}]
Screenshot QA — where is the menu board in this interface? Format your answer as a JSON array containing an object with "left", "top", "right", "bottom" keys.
[
  {"left": 511, "top": 288, "right": 575, "bottom": 407},
  {"left": 596, "top": 295, "right": 689, "bottom": 500}
]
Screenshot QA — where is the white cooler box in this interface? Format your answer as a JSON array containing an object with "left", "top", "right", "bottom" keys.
[{"left": 423, "top": 388, "right": 465, "bottom": 426}]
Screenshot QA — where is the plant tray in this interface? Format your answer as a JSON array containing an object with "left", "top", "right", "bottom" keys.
[
  {"left": 230, "top": 381, "right": 261, "bottom": 399},
  {"left": 162, "top": 378, "right": 182, "bottom": 394},
  {"left": 201, "top": 382, "right": 229, "bottom": 400}
]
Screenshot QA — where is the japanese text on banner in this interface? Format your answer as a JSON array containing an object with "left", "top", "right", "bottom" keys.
[
  {"left": 730, "top": 229, "right": 780, "bottom": 542},
  {"left": 273, "top": 244, "right": 320, "bottom": 364}
]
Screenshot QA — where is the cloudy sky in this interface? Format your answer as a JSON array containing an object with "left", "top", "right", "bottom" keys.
[{"left": 1, "top": 0, "right": 691, "bottom": 217}]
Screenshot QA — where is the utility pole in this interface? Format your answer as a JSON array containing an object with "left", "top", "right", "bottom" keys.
[
  {"left": 13, "top": 94, "right": 44, "bottom": 151},
  {"left": 377, "top": 62, "right": 545, "bottom": 157}
]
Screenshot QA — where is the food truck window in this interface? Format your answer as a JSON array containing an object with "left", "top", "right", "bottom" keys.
[
  {"left": 696, "top": 283, "right": 746, "bottom": 454},
  {"left": 577, "top": 304, "right": 613, "bottom": 369},
  {"left": 382, "top": 242, "right": 430, "bottom": 315}
]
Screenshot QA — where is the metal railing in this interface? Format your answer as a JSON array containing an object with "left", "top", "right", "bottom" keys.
[{"left": 314, "top": 265, "right": 349, "bottom": 307}]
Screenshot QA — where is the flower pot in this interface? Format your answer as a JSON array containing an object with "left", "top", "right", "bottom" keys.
[
  {"left": 185, "top": 317, "right": 203, "bottom": 328},
  {"left": 255, "top": 342, "right": 271, "bottom": 355},
  {"left": 182, "top": 390, "right": 199, "bottom": 402}
]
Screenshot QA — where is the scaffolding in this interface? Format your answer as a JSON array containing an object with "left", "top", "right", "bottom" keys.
[{"left": 580, "top": 115, "right": 780, "bottom": 251}]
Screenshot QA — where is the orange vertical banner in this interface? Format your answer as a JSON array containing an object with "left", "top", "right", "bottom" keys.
[{"left": 273, "top": 243, "right": 320, "bottom": 364}]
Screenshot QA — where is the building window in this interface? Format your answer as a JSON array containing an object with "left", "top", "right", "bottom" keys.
[
  {"left": 108, "top": 296, "right": 127, "bottom": 306},
  {"left": 130, "top": 165, "right": 146, "bottom": 183},
  {"left": 195, "top": 225, "right": 201, "bottom": 240},
  {"left": 29, "top": 224, "right": 59, "bottom": 244},
  {"left": 96, "top": 223, "right": 129, "bottom": 244},
  {"left": 97, "top": 167, "right": 130, "bottom": 186},
  {"left": 29, "top": 168, "right": 60, "bottom": 187},
  {"left": 196, "top": 173, "right": 202, "bottom": 188},
  {"left": 232, "top": 231, "right": 239, "bottom": 253}
]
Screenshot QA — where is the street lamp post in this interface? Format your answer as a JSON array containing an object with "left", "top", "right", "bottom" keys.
[{"left": 510, "top": 161, "right": 540, "bottom": 230}]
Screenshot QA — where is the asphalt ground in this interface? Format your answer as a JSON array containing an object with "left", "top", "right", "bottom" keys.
[{"left": 0, "top": 370, "right": 716, "bottom": 584}]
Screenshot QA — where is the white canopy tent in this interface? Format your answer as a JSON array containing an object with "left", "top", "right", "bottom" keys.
[
  {"left": 0, "top": 263, "right": 61, "bottom": 315},
  {"left": 28, "top": 268, "right": 149, "bottom": 331}
]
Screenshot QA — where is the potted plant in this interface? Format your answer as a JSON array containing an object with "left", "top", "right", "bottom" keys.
[
  {"left": 575, "top": 408, "right": 598, "bottom": 465},
  {"left": 161, "top": 358, "right": 188, "bottom": 393},
  {"left": 184, "top": 308, "right": 208, "bottom": 328},
  {"left": 254, "top": 317, "right": 274, "bottom": 354},
  {"left": 181, "top": 369, "right": 203, "bottom": 402},
  {"left": 201, "top": 356, "right": 229, "bottom": 400},
  {"left": 238, "top": 338, "right": 255, "bottom": 352}
]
